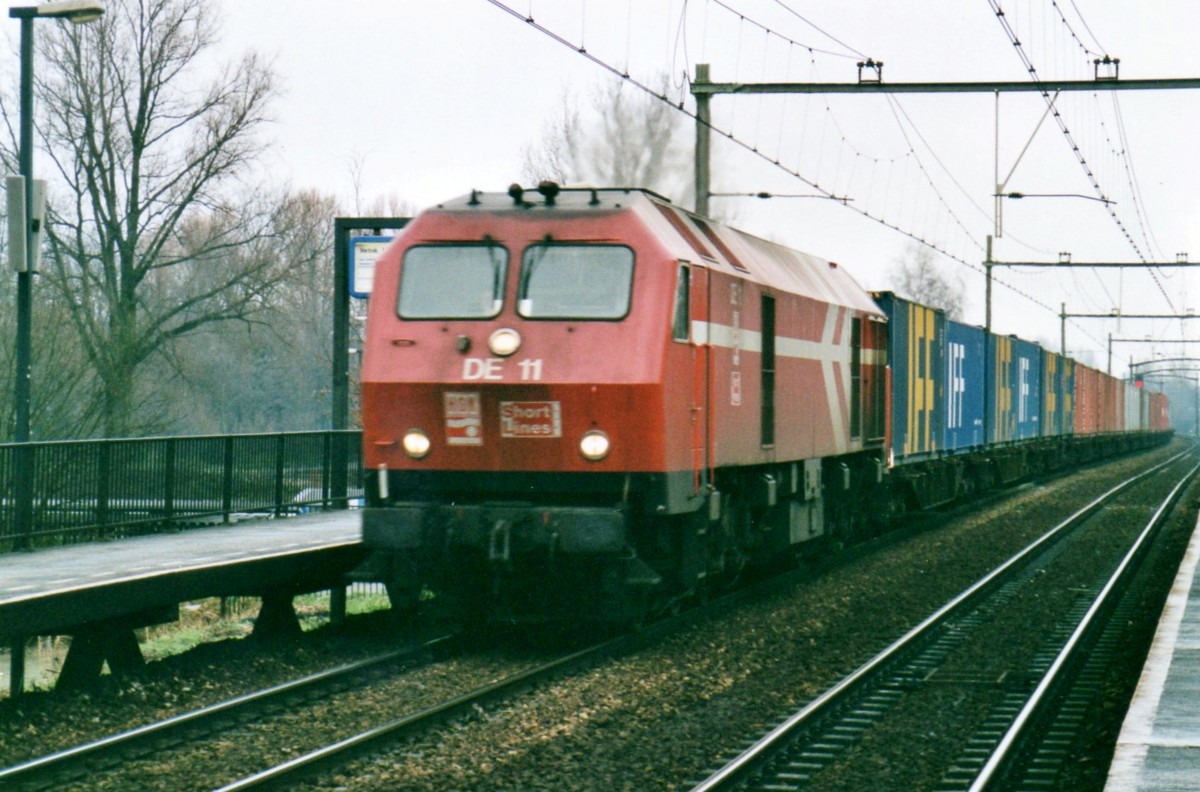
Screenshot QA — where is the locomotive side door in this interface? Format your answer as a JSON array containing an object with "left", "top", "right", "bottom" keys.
[{"left": 683, "top": 262, "right": 710, "bottom": 493}]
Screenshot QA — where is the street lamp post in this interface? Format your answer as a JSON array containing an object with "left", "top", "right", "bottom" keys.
[
  {"left": 11, "top": 8, "right": 34, "bottom": 450},
  {"left": 9, "top": 2, "right": 105, "bottom": 443},
  {"left": 7, "top": 0, "right": 104, "bottom": 699}
]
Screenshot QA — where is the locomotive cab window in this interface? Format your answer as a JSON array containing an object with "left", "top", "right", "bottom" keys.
[
  {"left": 398, "top": 244, "right": 507, "bottom": 319},
  {"left": 518, "top": 244, "right": 633, "bottom": 320},
  {"left": 672, "top": 264, "right": 690, "bottom": 341}
]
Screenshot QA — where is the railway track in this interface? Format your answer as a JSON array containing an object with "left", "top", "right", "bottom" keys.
[
  {"left": 206, "top": 567, "right": 824, "bottom": 791},
  {"left": 192, "top": 474, "right": 1112, "bottom": 792},
  {"left": 2, "top": 564, "right": 782, "bottom": 790},
  {"left": 3, "top": 449, "right": 1186, "bottom": 791},
  {"left": 0, "top": 633, "right": 460, "bottom": 790},
  {"left": 212, "top": 633, "right": 638, "bottom": 790},
  {"left": 0, "top": 523, "right": 930, "bottom": 789},
  {"left": 688, "top": 449, "right": 1199, "bottom": 792},
  {"left": 962, "top": 457, "right": 1199, "bottom": 791}
]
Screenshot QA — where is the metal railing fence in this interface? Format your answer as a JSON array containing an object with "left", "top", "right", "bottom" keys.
[{"left": 0, "top": 431, "right": 362, "bottom": 553}]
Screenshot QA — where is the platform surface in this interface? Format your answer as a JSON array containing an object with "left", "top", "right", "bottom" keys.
[
  {"left": 1107, "top": 512, "right": 1200, "bottom": 791},
  {"left": 0, "top": 511, "right": 363, "bottom": 639}
]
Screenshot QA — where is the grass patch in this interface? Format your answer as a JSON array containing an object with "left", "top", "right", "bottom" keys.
[
  {"left": 2, "top": 587, "right": 393, "bottom": 697},
  {"left": 137, "top": 586, "right": 392, "bottom": 659}
]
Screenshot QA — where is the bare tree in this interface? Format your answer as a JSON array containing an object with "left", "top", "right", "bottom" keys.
[
  {"left": 0, "top": 194, "right": 101, "bottom": 440},
  {"left": 0, "top": 272, "right": 98, "bottom": 439},
  {"left": 894, "top": 243, "right": 966, "bottom": 321},
  {"left": 522, "top": 75, "right": 691, "bottom": 205},
  {"left": 0, "top": 0, "right": 282, "bottom": 437},
  {"left": 361, "top": 191, "right": 418, "bottom": 220},
  {"left": 161, "top": 189, "right": 346, "bottom": 432}
]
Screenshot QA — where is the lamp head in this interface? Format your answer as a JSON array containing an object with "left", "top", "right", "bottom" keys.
[{"left": 10, "top": 1, "right": 105, "bottom": 24}]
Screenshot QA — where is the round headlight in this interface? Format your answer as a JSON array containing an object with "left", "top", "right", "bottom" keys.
[
  {"left": 488, "top": 327, "right": 522, "bottom": 357},
  {"left": 402, "top": 429, "right": 431, "bottom": 459},
  {"left": 579, "top": 430, "right": 610, "bottom": 461}
]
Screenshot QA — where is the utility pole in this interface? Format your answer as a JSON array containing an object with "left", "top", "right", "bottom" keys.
[
  {"left": 694, "top": 63, "right": 711, "bottom": 217},
  {"left": 1060, "top": 303, "right": 1066, "bottom": 356},
  {"left": 985, "top": 236, "right": 993, "bottom": 334}
]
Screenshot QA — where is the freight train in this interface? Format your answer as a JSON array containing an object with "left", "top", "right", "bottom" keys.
[{"left": 358, "top": 183, "right": 1171, "bottom": 624}]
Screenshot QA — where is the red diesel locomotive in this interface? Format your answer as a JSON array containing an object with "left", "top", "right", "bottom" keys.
[{"left": 360, "top": 184, "right": 890, "bottom": 622}]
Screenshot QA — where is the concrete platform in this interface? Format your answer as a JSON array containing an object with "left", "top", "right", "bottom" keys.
[
  {"left": 1107, "top": 512, "right": 1200, "bottom": 791},
  {"left": 0, "top": 511, "right": 366, "bottom": 693}
]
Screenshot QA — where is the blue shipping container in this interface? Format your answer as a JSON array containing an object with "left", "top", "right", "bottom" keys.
[
  {"left": 988, "top": 334, "right": 1043, "bottom": 443},
  {"left": 944, "top": 320, "right": 986, "bottom": 451}
]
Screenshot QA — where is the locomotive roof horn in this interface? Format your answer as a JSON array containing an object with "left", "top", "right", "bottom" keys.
[
  {"left": 507, "top": 183, "right": 529, "bottom": 208},
  {"left": 537, "top": 180, "right": 560, "bottom": 206}
]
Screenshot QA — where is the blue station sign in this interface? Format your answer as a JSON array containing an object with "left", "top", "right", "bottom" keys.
[{"left": 349, "top": 235, "right": 394, "bottom": 298}]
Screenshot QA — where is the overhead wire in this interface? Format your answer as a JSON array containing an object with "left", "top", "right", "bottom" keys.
[
  {"left": 1066, "top": 0, "right": 1165, "bottom": 269},
  {"left": 799, "top": 54, "right": 987, "bottom": 259},
  {"left": 1060, "top": 0, "right": 1106, "bottom": 56},
  {"left": 1050, "top": 0, "right": 1167, "bottom": 268},
  {"left": 882, "top": 97, "right": 982, "bottom": 251},
  {"left": 671, "top": 0, "right": 690, "bottom": 90},
  {"left": 767, "top": 0, "right": 868, "bottom": 59},
  {"left": 722, "top": 4, "right": 1102, "bottom": 345},
  {"left": 710, "top": 0, "right": 860, "bottom": 60},
  {"left": 710, "top": 1, "right": 1110, "bottom": 345},
  {"left": 1110, "top": 94, "right": 1167, "bottom": 262},
  {"left": 482, "top": 0, "right": 1106, "bottom": 346},
  {"left": 987, "top": 0, "right": 1175, "bottom": 317}
]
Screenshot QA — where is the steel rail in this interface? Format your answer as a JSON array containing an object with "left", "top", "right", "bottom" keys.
[
  {"left": 969, "top": 459, "right": 1200, "bottom": 790},
  {"left": 209, "top": 549, "right": 832, "bottom": 791},
  {"left": 211, "top": 632, "right": 643, "bottom": 791},
  {"left": 0, "top": 634, "right": 457, "bottom": 787},
  {"left": 689, "top": 447, "right": 1193, "bottom": 791}
]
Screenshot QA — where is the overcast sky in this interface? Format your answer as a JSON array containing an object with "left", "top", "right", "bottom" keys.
[{"left": 143, "top": 2, "right": 1200, "bottom": 370}]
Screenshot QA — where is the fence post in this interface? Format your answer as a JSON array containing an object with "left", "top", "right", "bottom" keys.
[
  {"left": 222, "top": 436, "right": 234, "bottom": 523},
  {"left": 9, "top": 639, "right": 24, "bottom": 698},
  {"left": 273, "top": 433, "right": 285, "bottom": 518},
  {"left": 331, "top": 431, "right": 349, "bottom": 509},
  {"left": 164, "top": 438, "right": 176, "bottom": 526},
  {"left": 96, "top": 441, "right": 110, "bottom": 531},
  {"left": 321, "top": 432, "right": 332, "bottom": 510},
  {"left": 330, "top": 585, "right": 347, "bottom": 625}
]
